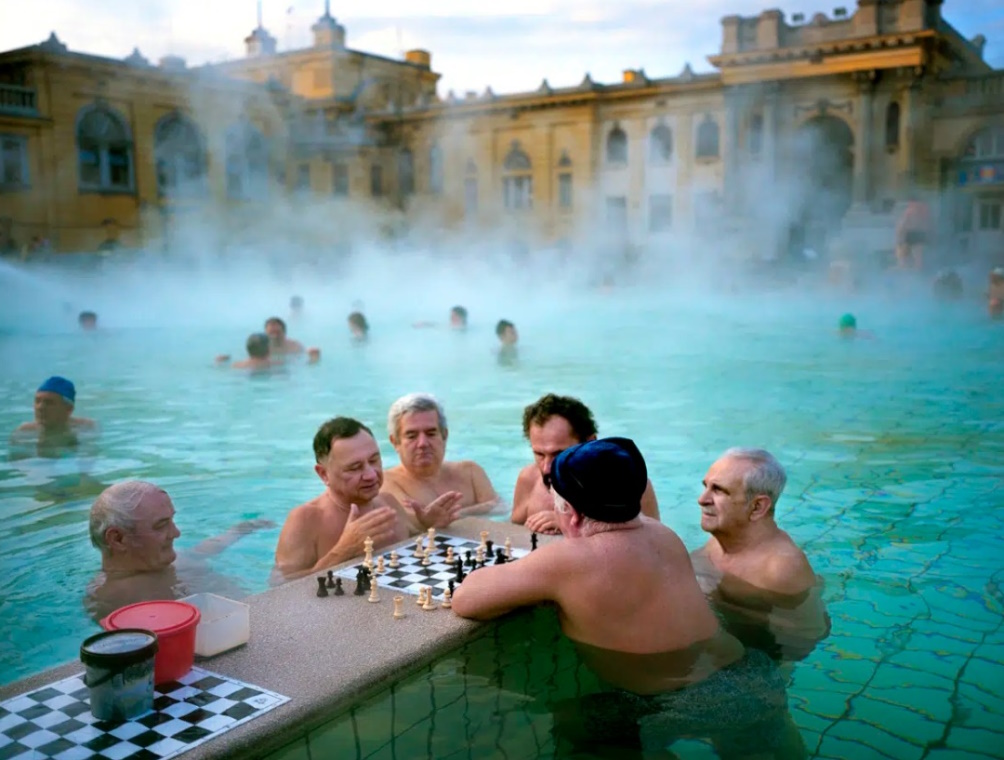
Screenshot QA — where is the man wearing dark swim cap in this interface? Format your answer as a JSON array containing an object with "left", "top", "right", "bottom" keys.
[{"left": 10, "top": 376, "right": 97, "bottom": 448}]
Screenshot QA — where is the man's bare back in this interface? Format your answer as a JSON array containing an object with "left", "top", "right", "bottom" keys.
[{"left": 383, "top": 460, "right": 499, "bottom": 522}]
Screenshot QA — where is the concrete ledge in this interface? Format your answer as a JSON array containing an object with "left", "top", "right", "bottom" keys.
[{"left": 0, "top": 517, "right": 543, "bottom": 759}]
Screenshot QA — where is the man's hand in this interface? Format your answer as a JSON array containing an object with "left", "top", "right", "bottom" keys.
[
  {"left": 327, "top": 504, "right": 398, "bottom": 561},
  {"left": 406, "top": 491, "right": 464, "bottom": 530},
  {"left": 525, "top": 511, "right": 562, "bottom": 535}
]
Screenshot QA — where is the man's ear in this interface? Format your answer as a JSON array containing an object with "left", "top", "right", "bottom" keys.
[
  {"left": 442, "top": 428, "right": 449, "bottom": 443},
  {"left": 748, "top": 494, "right": 772, "bottom": 521},
  {"left": 105, "top": 527, "right": 126, "bottom": 551},
  {"left": 389, "top": 433, "right": 399, "bottom": 447},
  {"left": 314, "top": 463, "right": 329, "bottom": 486}
]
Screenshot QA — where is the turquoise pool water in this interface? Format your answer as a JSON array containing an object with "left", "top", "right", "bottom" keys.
[{"left": 2, "top": 256, "right": 1002, "bottom": 758}]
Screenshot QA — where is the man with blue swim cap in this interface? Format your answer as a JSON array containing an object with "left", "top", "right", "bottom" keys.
[
  {"left": 454, "top": 438, "right": 791, "bottom": 753},
  {"left": 10, "top": 376, "right": 97, "bottom": 449}
]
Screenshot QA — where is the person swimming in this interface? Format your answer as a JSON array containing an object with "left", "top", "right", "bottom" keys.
[
  {"left": 348, "top": 311, "right": 369, "bottom": 340},
  {"left": 9, "top": 376, "right": 98, "bottom": 457},
  {"left": 216, "top": 333, "right": 280, "bottom": 369},
  {"left": 78, "top": 311, "right": 98, "bottom": 330}
]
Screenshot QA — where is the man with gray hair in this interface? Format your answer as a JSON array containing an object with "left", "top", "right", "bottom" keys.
[
  {"left": 382, "top": 393, "right": 500, "bottom": 526},
  {"left": 692, "top": 448, "right": 829, "bottom": 662},
  {"left": 85, "top": 481, "right": 274, "bottom": 622}
]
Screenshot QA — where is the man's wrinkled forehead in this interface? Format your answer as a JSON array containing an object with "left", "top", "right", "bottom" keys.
[
  {"left": 330, "top": 431, "right": 380, "bottom": 465},
  {"left": 401, "top": 409, "right": 443, "bottom": 433}
]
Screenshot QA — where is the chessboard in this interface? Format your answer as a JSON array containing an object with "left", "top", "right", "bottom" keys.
[
  {"left": 332, "top": 531, "right": 529, "bottom": 598},
  {"left": 0, "top": 666, "right": 289, "bottom": 760}
]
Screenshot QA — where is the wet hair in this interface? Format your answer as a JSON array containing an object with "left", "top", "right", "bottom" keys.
[
  {"left": 89, "top": 481, "right": 165, "bottom": 553},
  {"left": 265, "top": 316, "right": 287, "bottom": 334},
  {"left": 388, "top": 393, "right": 447, "bottom": 440},
  {"left": 721, "top": 448, "right": 787, "bottom": 511},
  {"left": 450, "top": 306, "right": 468, "bottom": 324},
  {"left": 495, "top": 319, "right": 514, "bottom": 338},
  {"left": 290, "top": 296, "right": 304, "bottom": 309},
  {"left": 313, "top": 417, "right": 374, "bottom": 462},
  {"left": 78, "top": 311, "right": 97, "bottom": 325},
  {"left": 348, "top": 311, "right": 369, "bottom": 333},
  {"left": 246, "top": 332, "right": 270, "bottom": 358},
  {"left": 522, "top": 394, "right": 598, "bottom": 441}
]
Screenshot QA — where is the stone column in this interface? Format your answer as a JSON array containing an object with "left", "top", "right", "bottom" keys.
[
  {"left": 723, "top": 87, "right": 742, "bottom": 214},
  {"left": 898, "top": 76, "right": 922, "bottom": 190},
  {"left": 853, "top": 71, "right": 876, "bottom": 205}
]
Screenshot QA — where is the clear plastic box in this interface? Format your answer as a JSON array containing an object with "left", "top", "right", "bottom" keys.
[{"left": 179, "top": 593, "right": 250, "bottom": 657}]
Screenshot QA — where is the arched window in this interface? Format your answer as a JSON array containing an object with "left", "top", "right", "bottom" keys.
[
  {"left": 77, "top": 105, "right": 133, "bottom": 191},
  {"left": 225, "top": 121, "right": 269, "bottom": 200},
  {"left": 606, "top": 126, "right": 628, "bottom": 164},
  {"left": 428, "top": 144, "right": 443, "bottom": 195},
  {"left": 503, "top": 142, "right": 532, "bottom": 210},
  {"left": 557, "top": 150, "right": 573, "bottom": 210},
  {"left": 885, "top": 102, "right": 901, "bottom": 150},
  {"left": 154, "top": 113, "right": 206, "bottom": 198},
  {"left": 398, "top": 148, "right": 414, "bottom": 197},
  {"left": 696, "top": 116, "right": 720, "bottom": 159},
  {"left": 961, "top": 126, "right": 1004, "bottom": 161},
  {"left": 648, "top": 124, "right": 673, "bottom": 164}
]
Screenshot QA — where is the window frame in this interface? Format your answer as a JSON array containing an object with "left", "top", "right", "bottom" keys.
[
  {"left": 0, "top": 134, "right": 29, "bottom": 191},
  {"left": 76, "top": 105, "right": 136, "bottom": 194}
]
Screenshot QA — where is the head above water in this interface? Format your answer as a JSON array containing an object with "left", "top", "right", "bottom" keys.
[
  {"left": 312, "top": 417, "right": 383, "bottom": 504},
  {"left": 348, "top": 311, "right": 369, "bottom": 336},
  {"left": 838, "top": 313, "right": 857, "bottom": 331},
  {"left": 78, "top": 311, "right": 97, "bottom": 330},
  {"left": 89, "top": 480, "right": 179, "bottom": 571},
  {"left": 264, "top": 317, "right": 287, "bottom": 343},
  {"left": 449, "top": 306, "right": 468, "bottom": 329},
  {"left": 524, "top": 394, "right": 599, "bottom": 476},
  {"left": 551, "top": 437, "right": 648, "bottom": 524},
  {"left": 34, "top": 376, "right": 76, "bottom": 429},
  {"left": 991, "top": 267, "right": 1004, "bottom": 284},
  {"left": 246, "top": 332, "right": 271, "bottom": 358},
  {"left": 495, "top": 319, "right": 517, "bottom": 345},
  {"left": 388, "top": 393, "right": 447, "bottom": 440},
  {"left": 290, "top": 295, "right": 304, "bottom": 312},
  {"left": 388, "top": 393, "right": 448, "bottom": 475},
  {"left": 313, "top": 417, "right": 375, "bottom": 463},
  {"left": 697, "top": 449, "right": 787, "bottom": 537},
  {"left": 38, "top": 376, "right": 75, "bottom": 405}
]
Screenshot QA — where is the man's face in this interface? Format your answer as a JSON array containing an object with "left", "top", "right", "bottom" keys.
[
  {"left": 34, "top": 391, "right": 73, "bottom": 429},
  {"left": 499, "top": 326, "right": 518, "bottom": 345},
  {"left": 528, "top": 416, "right": 583, "bottom": 477},
  {"left": 265, "top": 321, "right": 286, "bottom": 344},
  {"left": 316, "top": 431, "right": 384, "bottom": 504},
  {"left": 392, "top": 410, "right": 446, "bottom": 476},
  {"left": 120, "top": 489, "right": 181, "bottom": 571},
  {"left": 449, "top": 311, "right": 465, "bottom": 329},
  {"left": 697, "top": 456, "right": 753, "bottom": 536}
]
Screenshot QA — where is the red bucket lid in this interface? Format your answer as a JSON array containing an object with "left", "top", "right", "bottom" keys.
[{"left": 102, "top": 600, "right": 200, "bottom": 636}]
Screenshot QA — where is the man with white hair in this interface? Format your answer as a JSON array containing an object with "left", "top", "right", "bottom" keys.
[
  {"left": 85, "top": 481, "right": 274, "bottom": 621},
  {"left": 382, "top": 393, "right": 501, "bottom": 524},
  {"left": 691, "top": 448, "right": 829, "bottom": 661}
]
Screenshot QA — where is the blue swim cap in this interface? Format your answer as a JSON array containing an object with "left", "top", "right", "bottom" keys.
[
  {"left": 838, "top": 313, "right": 857, "bottom": 330},
  {"left": 551, "top": 437, "right": 647, "bottom": 523},
  {"left": 38, "top": 376, "right": 75, "bottom": 404}
]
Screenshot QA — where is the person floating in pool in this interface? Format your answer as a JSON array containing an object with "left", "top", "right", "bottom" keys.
[
  {"left": 382, "top": 393, "right": 499, "bottom": 525},
  {"left": 495, "top": 319, "right": 518, "bottom": 366},
  {"left": 348, "top": 311, "right": 369, "bottom": 341},
  {"left": 690, "top": 448, "right": 830, "bottom": 663},
  {"left": 78, "top": 311, "right": 98, "bottom": 330},
  {"left": 85, "top": 481, "right": 275, "bottom": 622},
  {"left": 264, "top": 316, "right": 305, "bottom": 355},
  {"left": 511, "top": 394, "right": 659, "bottom": 535},
  {"left": 9, "top": 376, "right": 97, "bottom": 455},
  {"left": 272, "top": 417, "right": 463, "bottom": 583},
  {"left": 216, "top": 332, "right": 281, "bottom": 370},
  {"left": 987, "top": 267, "right": 1004, "bottom": 319},
  {"left": 452, "top": 438, "right": 796, "bottom": 757}
]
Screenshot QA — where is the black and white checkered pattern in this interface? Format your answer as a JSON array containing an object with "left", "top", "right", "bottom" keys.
[
  {"left": 333, "top": 532, "right": 529, "bottom": 598},
  {"left": 0, "top": 667, "right": 288, "bottom": 759}
]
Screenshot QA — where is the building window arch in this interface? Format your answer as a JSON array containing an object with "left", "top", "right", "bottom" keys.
[
  {"left": 885, "top": 101, "right": 901, "bottom": 150},
  {"left": 76, "top": 104, "right": 134, "bottom": 192},
  {"left": 696, "top": 115, "right": 720, "bottom": 159},
  {"left": 154, "top": 112, "right": 206, "bottom": 199},
  {"left": 606, "top": 125, "right": 628, "bottom": 164},
  {"left": 428, "top": 144, "right": 443, "bottom": 195},
  {"left": 961, "top": 126, "right": 1004, "bottom": 161},
  {"left": 225, "top": 120, "right": 269, "bottom": 200},
  {"left": 648, "top": 124, "right": 673, "bottom": 164},
  {"left": 503, "top": 142, "right": 533, "bottom": 210}
]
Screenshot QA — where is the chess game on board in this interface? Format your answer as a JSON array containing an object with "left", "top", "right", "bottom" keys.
[
  {"left": 332, "top": 531, "right": 530, "bottom": 598},
  {"left": 0, "top": 667, "right": 288, "bottom": 760}
]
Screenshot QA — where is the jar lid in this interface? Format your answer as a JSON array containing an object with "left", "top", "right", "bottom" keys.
[
  {"left": 102, "top": 600, "right": 200, "bottom": 636},
  {"left": 80, "top": 629, "right": 158, "bottom": 668}
]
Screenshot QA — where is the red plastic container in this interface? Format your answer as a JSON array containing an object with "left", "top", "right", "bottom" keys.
[{"left": 101, "top": 601, "right": 201, "bottom": 685}]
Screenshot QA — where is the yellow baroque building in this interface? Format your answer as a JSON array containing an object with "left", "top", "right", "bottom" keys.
[{"left": 1, "top": 0, "right": 1002, "bottom": 261}]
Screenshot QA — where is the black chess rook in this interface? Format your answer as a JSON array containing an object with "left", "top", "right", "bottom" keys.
[{"left": 316, "top": 577, "right": 329, "bottom": 597}]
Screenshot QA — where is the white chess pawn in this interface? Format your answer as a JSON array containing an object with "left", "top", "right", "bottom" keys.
[
  {"left": 422, "top": 587, "right": 437, "bottom": 611},
  {"left": 416, "top": 587, "right": 427, "bottom": 606},
  {"left": 368, "top": 581, "right": 380, "bottom": 603},
  {"left": 504, "top": 537, "right": 512, "bottom": 560},
  {"left": 445, "top": 546, "right": 455, "bottom": 565},
  {"left": 421, "top": 547, "right": 432, "bottom": 567},
  {"left": 376, "top": 555, "right": 386, "bottom": 575},
  {"left": 479, "top": 530, "right": 489, "bottom": 551},
  {"left": 413, "top": 536, "right": 425, "bottom": 558},
  {"left": 427, "top": 527, "right": 436, "bottom": 545},
  {"left": 389, "top": 551, "right": 399, "bottom": 568},
  {"left": 476, "top": 546, "right": 485, "bottom": 565},
  {"left": 441, "top": 588, "right": 453, "bottom": 609},
  {"left": 393, "top": 596, "right": 405, "bottom": 619}
]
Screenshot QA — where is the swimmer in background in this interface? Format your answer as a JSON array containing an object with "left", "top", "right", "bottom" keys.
[
  {"left": 496, "top": 319, "right": 518, "bottom": 365},
  {"left": 264, "top": 317, "right": 305, "bottom": 355},
  {"left": 216, "top": 332, "right": 281, "bottom": 369},
  {"left": 78, "top": 311, "right": 98, "bottom": 330},
  {"left": 289, "top": 295, "right": 304, "bottom": 319},
  {"left": 987, "top": 268, "right": 1004, "bottom": 319},
  {"left": 836, "top": 313, "right": 874, "bottom": 339},
  {"left": 413, "top": 305, "right": 469, "bottom": 330},
  {"left": 348, "top": 311, "right": 369, "bottom": 341},
  {"left": 10, "top": 376, "right": 98, "bottom": 455}
]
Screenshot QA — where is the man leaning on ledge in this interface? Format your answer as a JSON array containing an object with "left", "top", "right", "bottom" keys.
[{"left": 272, "top": 416, "right": 463, "bottom": 583}]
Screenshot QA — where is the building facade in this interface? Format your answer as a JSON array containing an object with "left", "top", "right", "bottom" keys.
[{"left": 0, "top": 0, "right": 1002, "bottom": 262}]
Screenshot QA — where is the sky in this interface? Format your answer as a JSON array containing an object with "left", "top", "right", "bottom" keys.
[{"left": 0, "top": 1, "right": 1001, "bottom": 95}]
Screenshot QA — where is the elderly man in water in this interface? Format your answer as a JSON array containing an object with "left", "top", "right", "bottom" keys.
[
  {"left": 381, "top": 393, "right": 501, "bottom": 525},
  {"left": 11, "top": 376, "right": 97, "bottom": 449},
  {"left": 273, "top": 416, "right": 464, "bottom": 582},
  {"left": 511, "top": 393, "right": 659, "bottom": 534},
  {"left": 86, "top": 481, "right": 275, "bottom": 621},
  {"left": 453, "top": 438, "right": 792, "bottom": 756},
  {"left": 691, "top": 448, "right": 830, "bottom": 662}
]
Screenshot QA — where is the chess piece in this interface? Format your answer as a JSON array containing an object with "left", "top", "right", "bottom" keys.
[
  {"left": 326, "top": 570, "right": 335, "bottom": 589},
  {"left": 413, "top": 536, "right": 425, "bottom": 558},
  {"left": 441, "top": 588, "right": 453, "bottom": 609},
  {"left": 465, "top": 550, "right": 474, "bottom": 567},
  {"left": 445, "top": 546, "right": 455, "bottom": 565},
  {"left": 486, "top": 539, "right": 494, "bottom": 556},
  {"left": 316, "top": 577, "right": 329, "bottom": 597},
  {"left": 333, "top": 577, "right": 344, "bottom": 596},
  {"left": 354, "top": 569, "right": 366, "bottom": 596},
  {"left": 494, "top": 548, "right": 505, "bottom": 565},
  {"left": 393, "top": 596, "right": 406, "bottom": 619},
  {"left": 360, "top": 567, "right": 372, "bottom": 592},
  {"left": 416, "top": 587, "right": 427, "bottom": 606},
  {"left": 368, "top": 580, "right": 380, "bottom": 603},
  {"left": 476, "top": 546, "right": 485, "bottom": 565},
  {"left": 480, "top": 530, "right": 489, "bottom": 551},
  {"left": 376, "top": 555, "right": 386, "bottom": 575},
  {"left": 422, "top": 587, "right": 437, "bottom": 611},
  {"left": 427, "top": 527, "right": 436, "bottom": 545},
  {"left": 389, "top": 550, "right": 399, "bottom": 568},
  {"left": 531, "top": 532, "right": 538, "bottom": 551},
  {"left": 364, "top": 536, "right": 374, "bottom": 569},
  {"left": 505, "top": 537, "right": 512, "bottom": 560},
  {"left": 421, "top": 547, "right": 432, "bottom": 567}
]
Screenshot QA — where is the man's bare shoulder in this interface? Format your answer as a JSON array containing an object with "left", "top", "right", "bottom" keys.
[
  {"left": 515, "top": 463, "right": 537, "bottom": 484},
  {"left": 71, "top": 417, "right": 98, "bottom": 430},
  {"left": 442, "top": 459, "right": 487, "bottom": 477},
  {"left": 14, "top": 421, "right": 39, "bottom": 432},
  {"left": 282, "top": 494, "right": 329, "bottom": 527},
  {"left": 757, "top": 533, "right": 816, "bottom": 593}
]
